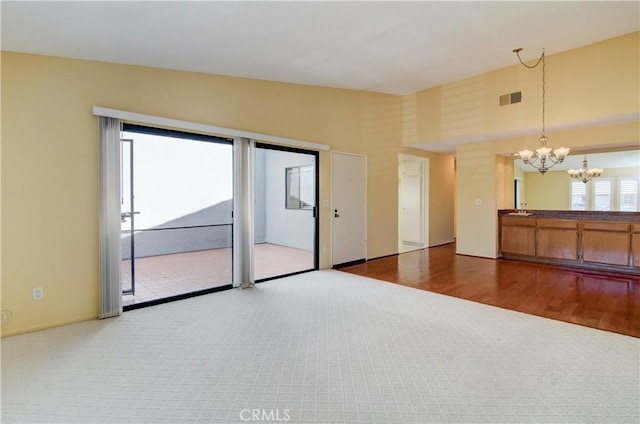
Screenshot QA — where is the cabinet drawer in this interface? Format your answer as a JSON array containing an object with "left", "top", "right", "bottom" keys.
[
  {"left": 537, "top": 219, "right": 578, "bottom": 229},
  {"left": 582, "top": 221, "right": 630, "bottom": 232},
  {"left": 501, "top": 217, "right": 536, "bottom": 227}
]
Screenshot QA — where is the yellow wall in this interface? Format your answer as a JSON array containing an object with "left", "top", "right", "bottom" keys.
[
  {"left": 0, "top": 52, "right": 3, "bottom": 326},
  {"left": 455, "top": 142, "right": 499, "bottom": 257},
  {"left": 524, "top": 165, "right": 640, "bottom": 210},
  {"left": 416, "top": 32, "right": 640, "bottom": 258},
  {"left": 514, "top": 162, "right": 526, "bottom": 209},
  {"left": 2, "top": 31, "right": 637, "bottom": 335},
  {"left": 496, "top": 156, "right": 514, "bottom": 211},
  {"left": 416, "top": 32, "right": 639, "bottom": 149},
  {"left": 428, "top": 154, "right": 456, "bottom": 246},
  {"left": 524, "top": 171, "right": 572, "bottom": 210},
  {"left": 1, "top": 51, "right": 454, "bottom": 336}
]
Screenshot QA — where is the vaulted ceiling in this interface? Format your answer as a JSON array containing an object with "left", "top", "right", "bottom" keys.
[{"left": 2, "top": 1, "right": 638, "bottom": 95}]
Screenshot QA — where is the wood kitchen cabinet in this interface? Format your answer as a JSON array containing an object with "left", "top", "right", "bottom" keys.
[{"left": 499, "top": 210, "right": 639, "bottom": 275}]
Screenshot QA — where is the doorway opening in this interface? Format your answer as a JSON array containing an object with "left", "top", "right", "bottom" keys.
[
  {"left": 254, "top": 143, "right": 319, "bottom": 281},
  {"left": 514, "top": 177, "right": 525, "bottom": 209},
  {"left": 398, "top": 154, "right": 429, "bottom": 254}
]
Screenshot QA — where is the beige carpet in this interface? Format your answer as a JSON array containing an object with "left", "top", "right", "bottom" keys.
[{"left": 2, "top": 270, "right": 638, "bottom": 423}]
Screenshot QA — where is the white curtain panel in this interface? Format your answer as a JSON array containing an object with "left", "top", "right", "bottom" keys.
[
  {"left": 98, "top": 116, "right": 123, "bottom": 318},
  {"left": 233, "top": 138, "right": 255, "bottom": 288}
]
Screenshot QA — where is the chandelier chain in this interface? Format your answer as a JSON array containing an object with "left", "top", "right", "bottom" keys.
[
  {"left": 514, "top": 49, "right": 544, "bottom": 69},
  {"left": 542, "top": 52, "right": 545, "bottom": 137},
  {"left": 513, "top": 48, "right": 546, "bottom": 138},
  {"left": 513, "top": 47, "right": 570, "bottom": 175}
]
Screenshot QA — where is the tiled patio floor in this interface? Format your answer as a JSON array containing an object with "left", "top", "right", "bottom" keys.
[{"left": 122, "top": 243, "right": 313, "bottom": 307}]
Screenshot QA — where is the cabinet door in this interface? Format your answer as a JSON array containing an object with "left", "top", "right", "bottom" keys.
[
  {"left": 582, "top": 221, "right": 630, "bottom": 266},
  {"left": 537, "top": 219, "right": 578, "bottom": 260},
  {"left": 632, "top": 224, "right": 640, "bottom": 268},
  {"left": 500, "top": 219, "right": 536, "bottom": 256}
]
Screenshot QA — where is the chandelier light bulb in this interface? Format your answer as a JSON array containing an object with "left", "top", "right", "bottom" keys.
[
  {"left": 568, "top": 157, "right": 604, "bottom": 183},
  {"left": 553, "top": 147, "right": 570, "bottom": 160},
  {"left": 518, "top": 150, "right": 534, "bottom": 161},
  {"left": 536, "top": 147, "right": 552, "bottom": 158}
]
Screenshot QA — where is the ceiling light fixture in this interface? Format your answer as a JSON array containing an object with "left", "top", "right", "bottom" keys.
[
  {"left": 567, "top": 155, "right": 604, "bottom": 183},
  {"left": 513, "top": 48, "right": 570, "bottom": 174}
]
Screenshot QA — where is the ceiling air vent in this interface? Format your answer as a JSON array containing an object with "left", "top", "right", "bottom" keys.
[{"left": 499, "top": 91, "right": 522, "bottom": 106}]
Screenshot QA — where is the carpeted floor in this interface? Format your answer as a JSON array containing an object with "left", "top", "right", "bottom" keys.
[{"left": 2, "top": 270, "right": 638, "bottom": 423}]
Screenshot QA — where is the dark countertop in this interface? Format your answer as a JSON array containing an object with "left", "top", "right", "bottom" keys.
[{"left": 498, "top": 209, "right": 640, "bottom": 222}]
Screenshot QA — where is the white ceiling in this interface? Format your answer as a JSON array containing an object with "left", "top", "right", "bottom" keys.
[
  {"left": 3, "top": 1, "right": 639, "bottom": 167},
  {"left": 1, "top": 1, "right": 639, "bottom": 95}
]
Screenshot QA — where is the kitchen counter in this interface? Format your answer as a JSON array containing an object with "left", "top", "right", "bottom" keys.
[{"left": 498, "top": 210, "right": 640, "bottom": 275}]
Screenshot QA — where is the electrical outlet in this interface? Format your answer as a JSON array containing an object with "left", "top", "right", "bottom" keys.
[{"left": 32, "top": 287, "right": 43, "bottom": 301}]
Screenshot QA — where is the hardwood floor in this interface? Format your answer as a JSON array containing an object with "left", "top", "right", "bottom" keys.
[{"left": 340, "top": 243, "right": 640, "bottom": 338}]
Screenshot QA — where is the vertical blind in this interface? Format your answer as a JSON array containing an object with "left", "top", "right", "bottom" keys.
[
  {"left": 593, "top": 179, "right": 612, "bottom": 211},
  {"left": 570, "top": 181, "right": 587, "bottom": 211},
  {"left": 619, "top": 177, "right": 639, "bottom": 211},
  {"left": 571, "top": 177, "right": 639, "bottom": 211},
  {"left": 98, "top": 116, "right": 123, "bottom": 318}
]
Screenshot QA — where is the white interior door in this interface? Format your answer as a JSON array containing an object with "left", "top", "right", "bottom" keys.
[
  {"left": 332, "top": 152, "right": 366, "bottom": 266},
  {"left": 399, "top": 159, "right": 423, "bottom": 245}
]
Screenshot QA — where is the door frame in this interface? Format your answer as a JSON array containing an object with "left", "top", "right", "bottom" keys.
[
  {"left": 398, "top": 153, "right": 429, "bottom": 253},
  {"left": 331, "top": 151, "right": 367, "bottom": 267},
  {"left": 120, "top": 138, "right": 135, "bottom": 295},
  {"left": 254, "top": 142, "right": 320, "bottom": 281},
  {"left": 120, "top": 124, "right": 235, "bottom": 310}
]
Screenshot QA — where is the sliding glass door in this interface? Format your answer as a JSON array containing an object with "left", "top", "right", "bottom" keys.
[
  {"left": 253, "top": 144, "right": 318, "bottom": 281},
  {"left": 113, "top": 125, "right": 319, "bottom": 309},
  {"left": 121, "top": 125, "right": 233, "bottom": 307}
]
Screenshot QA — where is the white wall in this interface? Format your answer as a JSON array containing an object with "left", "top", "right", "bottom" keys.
[{"left": 264, "top": 149, "right": 315, "bottom": 251}]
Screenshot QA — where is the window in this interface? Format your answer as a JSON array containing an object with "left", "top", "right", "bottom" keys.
[
  {"left": 286, "top": 165, "right": 314, "bottom": 210},
  {"left": 570, "top": 181, "right": 587, "bottom": 210},
  {"left": 593, "top": 178, "right": 613, "bottom": 211},
  {"left": 570, "top": 177, "right": 637, "bottom": 211},
  {"left": 619, "top": 177, "right": 639, "bottom": 211}
]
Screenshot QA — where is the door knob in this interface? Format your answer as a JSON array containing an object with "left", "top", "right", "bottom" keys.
[{"left": 334, "top": 209, "right": 340, "bottom": 218}]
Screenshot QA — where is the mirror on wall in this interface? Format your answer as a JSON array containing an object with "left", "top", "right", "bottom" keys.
[{"left": 513, "top": 149, "right": 640, "bottom": 212}]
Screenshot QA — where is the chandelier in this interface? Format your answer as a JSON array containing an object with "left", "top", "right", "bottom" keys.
[
  {"left": 513, "top": 48, "right": 570, "bottom": 174},
  {"left": 567, "top": 155, "right": 604, "bottom": 183}
]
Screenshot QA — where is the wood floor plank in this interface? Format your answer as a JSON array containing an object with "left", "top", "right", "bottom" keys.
[{"left": 340, "top": 243, "right": 640, "bottom": 338}]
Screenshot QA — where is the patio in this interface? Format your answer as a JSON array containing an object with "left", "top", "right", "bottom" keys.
[{"left": 122, "top": 243, "right": 313, "bottom": 307}]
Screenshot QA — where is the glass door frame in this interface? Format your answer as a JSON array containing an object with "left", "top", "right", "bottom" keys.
[
  {"left": 121, "top": 124, "right": 235, "bottom": 310},
  {"left": 254, "top": 142, "right": 320, "bottom": 282},
  {"left": 120, "top": 138, "right": 135, "bottom": 295}
]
